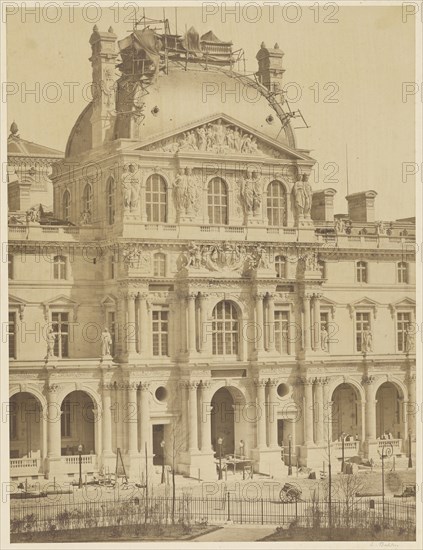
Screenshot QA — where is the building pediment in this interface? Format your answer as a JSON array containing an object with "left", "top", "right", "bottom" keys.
[
  {"left": 389, "top": 297, "right": 416, "bottom": 318},
  {"left": 9, "top": 295, "right": 28, "bottom": 320},
  {"left": 42, "top": 294, "right": 79, "bottom": 321},
  {"left": 135, "top": 114, "right": 313, "bottom": 161},
  {"left": 347, "top": 297, "right": 381, "bottom": 319}
]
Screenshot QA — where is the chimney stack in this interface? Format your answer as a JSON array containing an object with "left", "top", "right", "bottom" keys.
[
  {"left": 311, "top": 188, "right": 337, "bottom": 222},
  {"left": 89, "top": 26, "right": 118, "bottom": 148},
  {"left": 256, "top": 42, "right": 285, "bottom": 93},
  {"left": 346, "top": 190, "right": 377, "bottom": 222}
]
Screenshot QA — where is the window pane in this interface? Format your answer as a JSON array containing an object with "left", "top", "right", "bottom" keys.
[
  {"left": 212, "top": 301, "right": 238, "bottom": 355},
  {"left": 146, "top": 175, "right": 167, "bottom": 222},
  {"left": 208, "top": 178, "right": 228, "bottom": 225}
]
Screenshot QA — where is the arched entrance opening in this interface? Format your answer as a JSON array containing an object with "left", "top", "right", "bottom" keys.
[
  {"left": 9, "top": 392, "right": 42, "bottom": 459},
  {"left": 376, "top": 382, "right": 403, "bottom": 440},
  {"left": 331, "top": 383, "right": 362, "bottom": 442},
  {"left": 211, "top": 386, "right": 247, "bottom": 458},
  {"left": 61, "top": 391, "right": 95, "bottom": 456}
]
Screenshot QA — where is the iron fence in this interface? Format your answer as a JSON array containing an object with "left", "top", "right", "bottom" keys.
[{"left": 10, "top": 495, "right": 416, "bottom": 534}]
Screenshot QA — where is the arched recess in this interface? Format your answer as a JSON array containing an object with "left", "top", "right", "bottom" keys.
[
  {"left": 9, "top": 392, "right": 44, "bottom": 460},
  {"left": 210, "top": 385, "right": 247, "bottom": 457},
  {"left": 375, "top": 381, "right": 405, "bottom": 441},
  {"left": 331, "top": 382, "right": 363, "bottom": 442},
  {"left": 60, "top": 391, "right": 96, "bottom": 455}
]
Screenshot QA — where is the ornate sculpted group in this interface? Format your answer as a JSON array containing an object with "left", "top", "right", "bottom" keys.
[
  {"left": 239, "top": 169, "right": 262, "bottom": 217},
  {"left": 145, "top": 120, "right": 280, "bottom": 157},
  {"left": 173, "top": 167, "right": 201, "bottom": 218},
  {"left": 182, "top": 241, "right": 269, "bottom": 273}
]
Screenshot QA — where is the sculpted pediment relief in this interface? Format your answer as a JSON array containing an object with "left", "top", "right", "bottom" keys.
[{"left": 137, "top": 115, "right": 309, "bottom": 161}]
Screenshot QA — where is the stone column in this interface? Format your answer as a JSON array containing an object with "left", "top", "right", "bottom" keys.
[
  {"left": 188, "top": 381, "right": 199, "bottom": 451},
  {"left": 200, "top": 381, "right": 212, "bottom": 452},
  {"left": 46, "top": 384, "right": 61, "bottom": 458},
  {"left": 255, "top": 294, "right": 265, "bottom": 352},
  {"left": 139, "top": 382, "right": 150, "bottom": 455},
  {"left": 255, "top": 379, "right": 267, "bottom": 448},
  {"left": 267, "top": 294, "right": 275, "bottom": 352},
  {"left": 179, "top": 382, "right": 188, "bottom": 451},
  {"left": 127, "top": 382, "right": 138, "bottom": 454},
  {"left": 126, "top": 292, "right": 137, "bottom": 355},
  {"left": 364, "top": 376, "right": 376, "bottom": 441},
  {"left": 314, "top": 378, "right": 325, "bottom": 445},
  {"left": 199, "top": 293, "right": 209, "bottom": 353},
  {"left": 407, "top": 373, "right": 416, "bottom": 440},
  {"left": 179, "top": 295, "right": 187, "bottom": 354},
  {"left": 303, "top": 294, "right": 311, "bottom": 353},
  {"left": 303, "top": 378, "right": 315, "bottom": 445},
  {"left": 313, "top": 293, "right": 321, "bottom": 351},
  {"left": 187, "top": 293, "right": 197, "bottom": 354},
  {"left": 138, "top": 292, "right": 149, "bottom": 357},
  {"left": 101, "top": 382, "right": 113, "bottom": 454},
  {"left": 268, "top": 379, "right": 279, "bottom": 447}
]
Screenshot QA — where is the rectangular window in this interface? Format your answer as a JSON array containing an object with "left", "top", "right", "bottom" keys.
[
  {"left": 397, "top": 262, "right": 408, "bottom": 284},
  {"left": 397, "top": 312, "right": 411, "bottom": 352},
  {"left": 355, "top": 312, "right": 370, "bottom": 352},
  {"left": 61, "top": 400, "right": 71, "bottom": 437},
  {"left": 52, "top": 312, "right": 69, "bottom": 358},
  {"left": 152, "top": 310, "right": 169, "bottom": 356},
  {"left": 8, "top": 312, "right": 16, "bottom": 359},
  {"left": 107, "top": 311, "right": 116, "bottom": 356},
  {"left": 356, "top": 261, "right": 368, "bottom": 283},
  {"left": 53, "top": 256, "right": 67, "bottom": 280},
  {"left": 110, "top": 255, "right": 116, "bottom": 279},
  {"left": 275, "top": 310, "right": 289, "bottom": 354}
]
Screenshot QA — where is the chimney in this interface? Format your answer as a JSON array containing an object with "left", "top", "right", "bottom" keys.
[
  {"left": 89, "top": 26, "right": 118, "bottom": 148},
  {"left": 346, "top": 190, "right": 377, "bottom": 222},
  {"left": 8, "top": 169, "right": 31, "bottom": 212},
  {"left": 311, "top": 188, "right": 337, "bottom": 222},
  {"left": 256, "top": 42, "right": 285, "bottom": 93}
]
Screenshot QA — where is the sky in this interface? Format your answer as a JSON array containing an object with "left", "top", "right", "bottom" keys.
[{"left": 5, "top": 2, "right": 417, "bottom": 220}]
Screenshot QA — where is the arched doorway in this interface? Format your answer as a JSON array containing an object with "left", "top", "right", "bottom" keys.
[
  {"left": 9, "top": 392, "right": 42, "bottom": 459},
  {"left": 60, "top": 391, "right": 95, "bottom": 456},
  {"left": 210, "top": 386, "right": 248, "bottom": 458},
  {"left": 331, "top": 383, "right": 362, "bottom": 441},
  {"left": 376, "top": 382, "right": 402, "bottom": 440}
]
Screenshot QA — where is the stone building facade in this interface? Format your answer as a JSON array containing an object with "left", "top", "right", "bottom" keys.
[{"left": 8, "top": 26, "right": 416, "bottom": 482}]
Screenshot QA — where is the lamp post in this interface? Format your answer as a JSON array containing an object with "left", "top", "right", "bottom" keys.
[
  {"left": 160, "top": 440, "right": 165, "bottom": 484},
  {"left": 341, "top": 433, "right": 345, "bottom": 473},
  {"left": 288, "top": 434, "right": 292, "bottom": 476},
  {"left": 239, "top": 440, "right": 245, "bottom": 459},
  {"left": 408, "top": 431, "right": 413, "bottom": 468},
  {"left": 378, "top": 443, "right": 393, "bottom": 528},
  {"left": 217, "top": 437, "right": 223, "bottom": 480},
  {"left": 78, "top": 444, "right": 83, "bottom": 489}
]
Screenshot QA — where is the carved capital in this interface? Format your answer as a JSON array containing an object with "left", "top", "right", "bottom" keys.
[
  {"left": 47, "top": 383, "right": 60, "bottom": 393},
  {"left": 139, "top": 381, "right": 150, "bottom": 391},
  {"left": 268, "top": 378, "right": 279, "bottom": 387},
  {"left": 188, "top": 380, "right": 200, "bottom": 390},
  {"left": 254, "top": 378, "right": 267, "bottom": 388},
  {"left": 362, "top": 375, "right": 375, "bottom": 386}
]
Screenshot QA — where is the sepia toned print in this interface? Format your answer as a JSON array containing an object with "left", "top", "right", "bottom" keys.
[{"left": 3, "top": 2, "right": 420, "bottom": 547}]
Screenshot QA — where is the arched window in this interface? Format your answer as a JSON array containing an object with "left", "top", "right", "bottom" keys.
[
  {"left": 53, "top": 255, "right": 67, "bottom": 280},
  {"left": 107, "top": 177, "right": 115, "bottom": 225},
  {"left": 212, "top": 301, "right": 239, "bottom": 355},
  {"left": 397, "top": 262, "right": 408, "bottom": 284},
  {"left": 146, "top": 174, "right": 167, "bottom": 222},
  {"left": 275, "top": 255, "right": 286, "bottom": 278},
  {"left": 63, "top": 190, "right": 71, "bottom": 221},
  {"left": 267, "top": 181, "right": 286, "bottom": 226},
  {"left": 153, "top": 253, "right": 166, "bottom": 277},
  {"left": 82, "top": 183, "right": 92, "bottom": 214},
  {"left": 356, "top": 261, "right": 368, "bottom": 283},
  {"left": 208, "top": 177, "right": 228, "bottom": 225}
]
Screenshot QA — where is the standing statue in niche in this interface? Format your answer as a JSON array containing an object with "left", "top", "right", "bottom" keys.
[
  {"left": 320, "top": 324, "right": 329, "bottom": 351},
  {"left": 45, "top": 328, "right": 56, "bottom": 359},
  {"left": 303, "top": 174, "right": 313, "bottom": 217},
  {"left": 361, "top": 325, "right": 373, "bottom": 353},
  {"left": 173, "top": 167, "right": 200, "bottom": 217},
  {"left": 173, "top": 168, "right": 187, "bottom": 214},
  {"left": 122, "top": 164, "right": 141, "bottom": 212},
  {"left": 101, "top": 327, "right": 113, "bottom": 358},
  {"left": 405, "top": 323, "right": 415, "bottom": 354}
]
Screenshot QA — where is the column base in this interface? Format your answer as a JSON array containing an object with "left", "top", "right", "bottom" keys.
[
  {"left": 178, "top": 450, "right": 216, "bottom": 480},
  {"left": 124, "top": 453, "right": 154, "bottom": 480},
  {"left": 363, "top": 439, "right": 379, "bottom": 460},
  {"left": 251, "top": 447, "right": 287, "bottom": 477},
  {"left": 298, "top": 444, "right": 327, "bottom": 470}
]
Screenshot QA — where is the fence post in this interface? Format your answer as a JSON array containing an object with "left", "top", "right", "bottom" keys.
[
  {"left": 261, "top": 498, "right": 264, "bottom": 525},
  {"left": 227, "top": 492, "right": 231, "bottom": 522},
  {"left": 240, "top": 498, "right": 242, "bottom": 524}
]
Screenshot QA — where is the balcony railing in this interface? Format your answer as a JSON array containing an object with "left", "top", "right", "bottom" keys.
[
  {"left": 332, "top": 440, "right": 360, "bottom": 457},
  {"left": 10, "top": 458, "right": 40, "bottom": 470},
  {"left": 64, "top": 454, "right": 96, "bottom": 465},
  {"left": 377, "top": 439, "right": 402, "bottom": 452}
]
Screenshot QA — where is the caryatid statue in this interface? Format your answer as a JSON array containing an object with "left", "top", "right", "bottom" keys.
[
  {"left": 173, "top": 167, "right": 200, "bottom": 217},
  {"left": 292, "top": 173, "right": 312, "bottom": 220},
  {"left": 121, "top": 164, "right": 141, "bottom": 212},
  {"left": 45, "top": 328, "right": 56, "bottom": 359},
  {"left": 241, "top": 170, "right": 262, "bottom": 218},
  {"left": 101, "top": 327, "right": 113, "bottom": 358}
]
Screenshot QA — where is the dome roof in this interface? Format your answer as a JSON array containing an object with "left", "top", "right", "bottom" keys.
[{"left": 66, "top": 62, "right": 298, "bottom": 157}]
